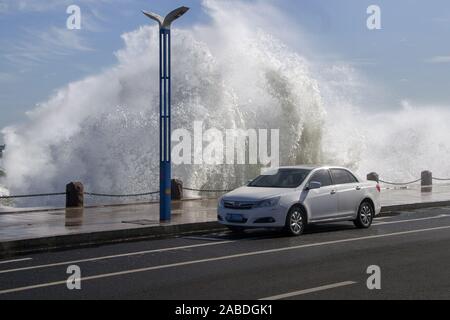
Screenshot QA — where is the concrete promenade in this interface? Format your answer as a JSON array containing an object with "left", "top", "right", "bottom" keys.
[{"left": 1, "top": 185, "right": 450, "bottom": 256}]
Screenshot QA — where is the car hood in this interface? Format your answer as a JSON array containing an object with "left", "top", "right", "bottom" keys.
[{"left": 222, "top": 186, "right": 292, "bottom": 201}]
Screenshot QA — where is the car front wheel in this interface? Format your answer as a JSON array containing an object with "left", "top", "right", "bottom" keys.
[
  {"left": 284, "top": 206, "right": 306, "bottom": 236},
  {"left": 354, "top": 201, "right": 374, "bottom": 228}
]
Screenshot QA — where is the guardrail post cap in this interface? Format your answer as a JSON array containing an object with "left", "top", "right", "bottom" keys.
[
  {"left": 421, "top": 171, "right": 432, "bottom": 192},
  {"left": 171, "top": 179, "right": 183, "bottom": 201},
  {"left": 367, "top": 172, "right": 379, "bottom": 182}
]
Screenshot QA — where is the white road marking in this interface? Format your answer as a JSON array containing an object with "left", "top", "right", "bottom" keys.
[
  {"left": 0, "top": 258, "right": 32, "bottom": 265},
  {"left": 183, "top": 234, "right": 271, "bottom": 242},
  {"left": 373, "top": 215, "right": 449, "bottom": 226},
  {"left": 259, "top": 281, "right": 357, "bottom": 300},
  {"left": 0, "top": 241, "right": 234, "bottom": 274},
  {"left": 183, "top": 236, "right": 229, "bottom": 241},
  {"left": 1, "top": 225, "right": 449, "bottom": 295}
]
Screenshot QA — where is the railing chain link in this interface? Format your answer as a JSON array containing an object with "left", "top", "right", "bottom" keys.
[
  {"left": 0, "top": 192, "right": 66, "bottom": 200},
  {"left": 183, "top": 187, "right": 234, "bottom": 193},
  {"left": 84, "top": 191, "right": 159, "bottom": 198},
  {"left": 378, "top": 178, "right": 422, "bottom": 186}
]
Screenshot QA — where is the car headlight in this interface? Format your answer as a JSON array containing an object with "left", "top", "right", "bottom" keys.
[{"left": 256, "top": 197, "right": 280, "bottom": 208}]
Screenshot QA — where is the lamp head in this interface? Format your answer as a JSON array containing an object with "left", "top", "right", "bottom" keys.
[
  {"left": 142, "top": 6, "right": 189, "bottom": 29},
  {"left": 142, "top": 10, "right": 163, "bottom": 27}
]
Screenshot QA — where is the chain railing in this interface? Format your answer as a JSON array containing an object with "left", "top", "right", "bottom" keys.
[
  {"left": 0, "top": 192, "right": 66, "bottom": 199},
  {"left": 2, "top": 174, "right": 450, "bottom": 203},
  {"left": 183, "top": 187, "right": 234, "bottom": 193},
  {"left": 432, "top": 177, "right": 450, "bottom": 181},
  {"left": 379, "top": 177, "right": 450, "bottom": 186},
  {"left": 378, "top": 178, "right": 422, "bottom": 186},
  {"left": 84, "top": 191, "right": 159, "bottom": 198},
  {"left": 0, "top": 189, "right": 235, "bottom": 200},
  {"left": 0, "top": 186, "right": 235, "bottom": 201},
  {"left": 0, "top": 191, "right": 160, "bottom": 201}
]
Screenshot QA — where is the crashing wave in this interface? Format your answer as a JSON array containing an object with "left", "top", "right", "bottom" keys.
[{"left": 2, "top": 0, "right": 450, "bottom": 206}]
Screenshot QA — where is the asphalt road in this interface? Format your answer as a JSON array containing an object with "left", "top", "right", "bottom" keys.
[{"left": 0, "top": 207, "right": 449, "bottom": 300}]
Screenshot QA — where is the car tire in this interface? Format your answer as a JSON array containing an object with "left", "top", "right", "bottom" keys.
[
  {"left": 284, "top": 206, "right": 306, "bottom": 236},
  {"left": 227, "top": 226, "right": 246, "bottom": 233},
  {"left": 354, "top": 201, "right": 374, "bottom": 228}
]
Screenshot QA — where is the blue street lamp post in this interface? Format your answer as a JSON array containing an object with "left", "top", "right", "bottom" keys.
[{"left": 143, "top": 6, "right": 189, "bottom": 221}]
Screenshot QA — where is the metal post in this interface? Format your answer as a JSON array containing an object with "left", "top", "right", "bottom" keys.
[
  {"left": 160, "top": 28, "right": 171, "bottom": 221},
  {"left": 143, "top": 6, "right": 189, "bottom": 222}
]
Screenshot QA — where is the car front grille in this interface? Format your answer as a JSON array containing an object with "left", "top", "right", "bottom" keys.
[{"left": 224, "top": 201, "right": 256, "bottom": 210}]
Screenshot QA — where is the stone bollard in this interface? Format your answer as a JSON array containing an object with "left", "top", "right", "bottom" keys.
[
  {"left": 65, "top": 208, "right": 84, "bottom": 227},
  {"left": 367, "top": 172, "right": 379, "bottom": 183},
  {"left": 171, "top": 179, "right": 183, "bottom": 200},
  {"left": 66, "top": 182, "right": 84, "bottom": 207},
  {"left": 421, "top": 171, "right": 432, "bottom": 193}
]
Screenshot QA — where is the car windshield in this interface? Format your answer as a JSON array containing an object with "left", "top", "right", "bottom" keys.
[{"left": 248, "top": 168, "right": 311, "bottom": 188}]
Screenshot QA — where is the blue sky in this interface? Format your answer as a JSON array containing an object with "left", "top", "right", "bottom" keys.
[{"left": 1, "top": 0, "right": 450, "bottom": 143}]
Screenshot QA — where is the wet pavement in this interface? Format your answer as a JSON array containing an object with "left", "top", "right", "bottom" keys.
[
  {"left": 0, "top": 185, "right": 450, "bottom": 243},
  {"left": 380, "top": 184, "right": 450, "bottom": 205},
  {"left": 0, "top": 199, "right": 218, "bottom": 242}
]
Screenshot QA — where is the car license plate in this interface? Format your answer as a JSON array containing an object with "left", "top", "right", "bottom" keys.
[{"left": 227, "top": 214, "right": 245, "bottom": 222}]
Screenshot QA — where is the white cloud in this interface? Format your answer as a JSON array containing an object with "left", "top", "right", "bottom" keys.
[
  {"left": 0, "top": 0, "right": 67, "bottom": 12},
  {"left": 40, "top": 27, "right": 93, "bottom": 51},
  {"left": 0, "top": 0, "right": 113, "bottom": 13},
  {"left": 82, "top": 8, "right": 109, "bottom": 32},
  {"left": 0, "top": 72, "right": 17, "bottom": 84},
  {"left": 2, "top": 27, "right": 94, "bottom": 66},
  {"left": 426, "top": 56, "right": 450, "bottom": 64},
  {"left": 0, "top": 0, "right": 110, "bottom": 66},
  {"left": 0, "top": 2, "right": 9, "bottom": 13}
]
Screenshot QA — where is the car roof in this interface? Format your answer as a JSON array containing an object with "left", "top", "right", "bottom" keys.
[
  {"left": 276, "top": 165, "right": 351, "bottom": 171},
  {"left": 273, "top": 165, "right": 320, "bottom": 171}
]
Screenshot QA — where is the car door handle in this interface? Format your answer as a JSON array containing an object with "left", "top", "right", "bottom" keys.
[
  {"left": 356, "top": 186, "right": 361, "bottom": 191},
  {"left": 330, "top": 190, "right": 336, "bottom": 195}
]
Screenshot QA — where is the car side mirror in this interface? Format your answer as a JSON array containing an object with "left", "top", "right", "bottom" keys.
[{"left": 306, "top": 181, "right": 321, "bottom": 190}]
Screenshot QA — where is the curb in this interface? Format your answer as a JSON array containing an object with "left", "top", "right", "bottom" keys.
[
  {"left": 380, "top": 200, "right": 450, "bottom": 213},
  {"left": 0, "top": 221, "right": 227, "bottom": 258},
  {"left": 1, "top": 200, "right": 449, "bottom": 258}
]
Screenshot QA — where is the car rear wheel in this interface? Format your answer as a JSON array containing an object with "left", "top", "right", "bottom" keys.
[
  {"left": 354, "top": 201, "right": 374, "bottom": 228},
  {"left": 284, "top": 206, "right": 306, "bottom": 236}
]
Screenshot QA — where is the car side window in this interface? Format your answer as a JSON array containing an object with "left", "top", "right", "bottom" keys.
[
  {"left": 310, "top": 170, "right": 333, "bottom": 187},
  {"left": 331, "top": 169, "right": 358, "bottom": 185}
]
